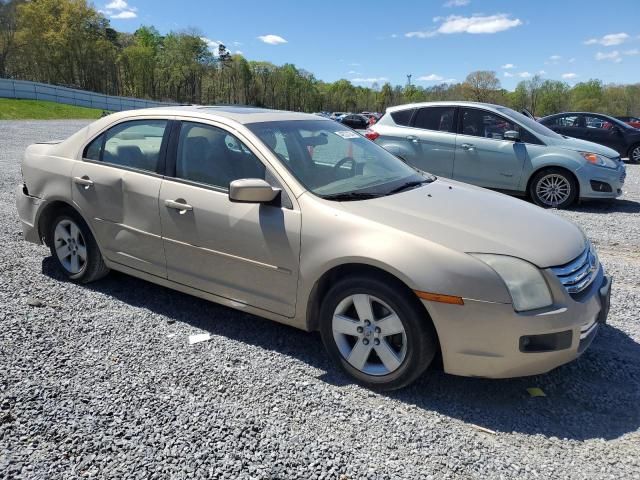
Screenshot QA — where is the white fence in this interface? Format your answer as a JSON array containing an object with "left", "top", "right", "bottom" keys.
[{"left": 0, "top": 79, "right": 176, "bottom": 112}]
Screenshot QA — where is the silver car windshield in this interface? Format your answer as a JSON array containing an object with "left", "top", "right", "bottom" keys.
[
  {"left": 248, "top": 120, "right": 430, "bottom": 200},
  {"left": 496, "top": 107, "right": 563, "bottom": 139}
]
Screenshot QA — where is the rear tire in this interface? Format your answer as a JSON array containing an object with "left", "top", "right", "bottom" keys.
[
  {"left": 319, "top": 275, "right": 438, "bottom": 391},
  {"left": 47, "top": 209, "right": 109, "bottom": 283},
  {"left": 529, "top": 168, "right": 578, "bottom": 209}
]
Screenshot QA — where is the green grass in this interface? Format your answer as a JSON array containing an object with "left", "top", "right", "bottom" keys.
[{"left": 0, "top": 98, "right": 104, "bottom": 120}]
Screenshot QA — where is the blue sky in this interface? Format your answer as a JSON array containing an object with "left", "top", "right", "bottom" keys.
[{"left": 103, "top": 0, "right": 640, "bottom": 90}]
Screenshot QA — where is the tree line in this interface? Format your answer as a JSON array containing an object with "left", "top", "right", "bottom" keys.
[{"left": 1, "top": 0, "right": 639, "bottom": 117}]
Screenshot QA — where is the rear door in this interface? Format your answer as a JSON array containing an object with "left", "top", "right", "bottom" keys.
[
  {"left": 453, "top": 108, "right": 526, "bottom": 190},
  {"left": 406, "top": 106, "right": 457, "bottom": 177},
  {"left": 71, "top": 118, "right": 170, "bottom": 278},
  {"left": 158, "top": 120, "right": 301, "bottom": 317}
]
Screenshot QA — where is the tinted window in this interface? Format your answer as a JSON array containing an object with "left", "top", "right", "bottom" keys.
[
  {"left": 176, "top": 122, "right": 266, "bottom": 189},
  {"left": 461, "top": 108, "right": 540, "bottom": 144},
  {"left": 413, "top": 107, "right": 455, "bottom": 132},
  {"left": 585, "top": 115, "right": 614, "bottom": 130},
  {"left": 390, "top": 109, "right": 414, "bottom": 126},
  {"left": 84, "top": 133, "right": 103, "bottom": 161},
  {"left": 97, "top": 120, "right": 168, "bottom": 172}
]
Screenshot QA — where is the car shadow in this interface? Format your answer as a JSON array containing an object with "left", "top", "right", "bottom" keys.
[
  {"left": 42, "top": 258, "right": 640, "bottom": 442},
  {"left": 571, "top": 198, "right": 640, "bottom": 214}
]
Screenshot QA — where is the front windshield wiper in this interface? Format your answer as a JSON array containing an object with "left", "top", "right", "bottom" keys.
[
  {"left": 321, "top": 192, "right": 381, "bottom": 201},
  {"left": 385, "top": 178, "right": 434, "bottom": 196}
]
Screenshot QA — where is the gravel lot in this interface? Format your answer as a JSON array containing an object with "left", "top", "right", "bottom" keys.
[{"left": 1, "top": 120, "right": 639, "bottom": 480}]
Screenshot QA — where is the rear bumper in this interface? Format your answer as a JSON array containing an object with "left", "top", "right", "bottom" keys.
[
  {"left": 16, "top": 184, "right": 43, "bottom": 244},
  {"left": 424, "top": 269, "right": 610, "bottom": 378}
]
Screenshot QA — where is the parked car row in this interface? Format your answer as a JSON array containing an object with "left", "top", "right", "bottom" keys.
[
  {"left": 17, "top": 104, "right": 612, "bottom": 390},
  {"left": 366, "top": 101, "right": 626, "bottom": 208}
]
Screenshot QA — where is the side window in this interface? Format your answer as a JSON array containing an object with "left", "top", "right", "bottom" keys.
[
  {"left": 84, "top": 133, "right": 103, "bottom": 161},
  {"left": 585, "top": 115, "right": 612, "bottom": 130},
  {"left": 176, "top": 122, "right": 266, "bottom": 189},
  {"left": 390, "top": 109, "right": 414, "bottom": 126},
  {"left": 413, "top": 107, "right": 455, "bottom": 133},
  {"left": 88, "top": 120, "right": 168, "bottom": 172},
  {"left": 460, "top": 109, "right": 518, "bottom": 140},
  {"left": 558, "top": 115, "right": 580, "bottom": 127}
]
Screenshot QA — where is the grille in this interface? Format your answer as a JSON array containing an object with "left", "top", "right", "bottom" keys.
[{"left": 550, "top": 244, "right": 599, "bottom": 294}]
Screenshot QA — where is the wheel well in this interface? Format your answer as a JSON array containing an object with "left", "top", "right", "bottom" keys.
[
  {"left": 306, "top": 263, "right": 429, "bottom": 332},
  {"left": 627, "top": 142, "right": 640, "bottom": 159},
  {"left": 37, "top": 201, "right": 79, "bottom": 246},
  {"left": 526, "top": 166, "right": 580, "bottom": 200}
]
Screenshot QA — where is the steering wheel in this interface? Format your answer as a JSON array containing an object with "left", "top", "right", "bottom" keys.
[{"left": 334, "top": 156, "right": 357, "bottom": 177}]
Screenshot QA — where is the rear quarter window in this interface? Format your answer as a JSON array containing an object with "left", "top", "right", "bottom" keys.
[{"left": 390, "top": 109, "right": 414, "bottom": 126}]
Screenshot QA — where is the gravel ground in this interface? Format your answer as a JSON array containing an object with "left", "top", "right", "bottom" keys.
[{"left": 1, "top": 120, "right": 639, "bottom": 480}]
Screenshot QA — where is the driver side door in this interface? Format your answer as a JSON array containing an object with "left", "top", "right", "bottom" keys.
[{"left": 159, "top": 120, "right": 301, "bottom": 317}]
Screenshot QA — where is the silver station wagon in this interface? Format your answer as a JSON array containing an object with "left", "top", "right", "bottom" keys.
[
  {"left": 17, "top": 106, "right": 611, "bottom": 390},
  {"left": 367, "top": 101, "right": 626, "bottom": 209}
]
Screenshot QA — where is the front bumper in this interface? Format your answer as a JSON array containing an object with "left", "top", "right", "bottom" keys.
[
  {"left": 423, "top": 268, "right": 611, "bottom": 378},
  {"left": 577, "top": 162, "right": 626, "bottom": 199}
]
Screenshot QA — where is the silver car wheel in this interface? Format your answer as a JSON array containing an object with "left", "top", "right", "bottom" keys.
[
  {"left": 332, "top": 294, "right": 407, "bottom": 376},
  {"left": 632, "top": 146, "right": 640, "bottom": 163},
  {"left": 53, "top": 218, "right": 87, "bottom": 275},
  {"left": 536, "top": 173, "right": 571, "bottom": 207}
]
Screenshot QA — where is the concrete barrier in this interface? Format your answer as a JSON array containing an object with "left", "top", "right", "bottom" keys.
[{"left": 0, "top": 79, "right": 176, "bottom": 111}]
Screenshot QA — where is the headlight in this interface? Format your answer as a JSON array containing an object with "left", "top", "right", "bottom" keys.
[
  {"left": 580, "top": 152, "right": 618, "bottom": 169},
  {"left": 471, "top": 254, "right": 553, "bottom": 312}
]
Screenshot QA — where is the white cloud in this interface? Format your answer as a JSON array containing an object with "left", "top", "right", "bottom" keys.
[
  {"left": 596, "top": 50, "right": 622, "bottom": 63},
  {"left": 406, "top": 13, "right": 522, "bottom": 38},
  {"left": 349, "top": 63, "right": 361, "bottom": 66},
  {"left": 568, "top": 57, "right": 576, "bottom": 63},
  {"left": 585, "top": 32, "right": 629, "bottom": 46},
  {"left": 501, "top": 63, "right": 516, "bottom": 69},
  {"left": 257, "top": 34, "right": 287, "bottom": 45},
  {"left": 549, "top": 55, "right": 562, "bottom": 61},
  {"left": 351, "top": 77, "right": 388, "bottom": 83},
  {"left": 391, "top": 33, "right": 398, "bottom": 38},
  {"left": 416, "top": 74, "right": 456, "bottom": 83},
  {"left": 444, "top": 0, "right": 470, "bottom": 7},
  {"left": 624, "top": 49, "right": 639, "bottom": 56},
  {"left": 518, "top": 71, "right": 531, "bottom": 78},
  {"left": 347, "top": 70, "right": 361, "bottom": 75},
  {"left": 418, "top": 74, "right": 444, "bottom": 81},
  {"left": 538, "top": 70, "right": 547, "bottom": 75},
  {"left": 561, "top": 73, "right": 578, "bottom": 79},
  {"left": 503, "top": 72, "right": 513, "bottom": 77},
  {"left": 110, "top": 10, "right": 136, "bottom": 19},
  {"left": 235, "top": 50, "right": 243, "bottom": 55},
  {"left": 104, "top": 0, "right": 137, "bottom": 19}
]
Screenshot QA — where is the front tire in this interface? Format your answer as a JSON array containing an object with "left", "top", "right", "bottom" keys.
[
  {"left": 628, "top": 144, "right": 640, "bottom": 164},
  {"left": 529, "top": 168, "right": 578, "bottom": 209},
  {"left": 319, "top": 275, "right": 438, "bottom": 391},
  {"left": 48, "top": 210, "right": 109, "bottom": 283}
]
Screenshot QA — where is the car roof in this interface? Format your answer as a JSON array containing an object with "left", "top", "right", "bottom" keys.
[
  {"left": 105, "top": 105, "right": 320, "bottom": 124},
  {"left": 386, "top": 101, "right": 509, "bottom": 114}
]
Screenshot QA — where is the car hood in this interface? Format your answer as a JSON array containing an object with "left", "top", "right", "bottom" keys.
[
  {"left": 339, "top": 179, "right": 586, "bottom": 268},
  {"left": 546, "top": 135, "right": 620, "bottom": 158}
]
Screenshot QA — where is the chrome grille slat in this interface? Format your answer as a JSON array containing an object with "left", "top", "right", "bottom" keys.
[{"left": 551, "top": 244, "right": 599, "bottom": 295}]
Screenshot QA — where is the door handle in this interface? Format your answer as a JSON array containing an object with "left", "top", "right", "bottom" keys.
[
  {"left": 165, "top": 199, "right": 193, "bottom": 213},
  {"left": 406, "top": 135, "right": 419, "bottom": 143},
  {"left": 73, "top": 176, "right": 94, "bottom": 189},
  {"left": 460, "top": 143, "right": 475, "bottom": 151}
]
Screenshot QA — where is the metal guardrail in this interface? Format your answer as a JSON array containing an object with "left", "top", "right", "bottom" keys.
[{"left": 0, "top": 79, "right": 176, "bottom": 112}]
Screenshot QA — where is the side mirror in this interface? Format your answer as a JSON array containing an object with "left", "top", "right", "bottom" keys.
[
  {"left": 503, "top": 130, "right": 520, "bottom": 142},
  {"left": 229, "top": 179, "right": 281, "bottom": 204}
]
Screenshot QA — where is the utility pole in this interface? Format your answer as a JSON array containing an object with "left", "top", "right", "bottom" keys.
[{"left": 406, "top": 74, "right": 412, "bottom": 87}]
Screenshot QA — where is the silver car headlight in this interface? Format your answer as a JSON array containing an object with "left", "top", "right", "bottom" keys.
[
  {"left": 579, "top": 152, "right": 618, "bottom": 169},
  {"left": 471, "top": 254, "right": 553, "bottom": 312}
]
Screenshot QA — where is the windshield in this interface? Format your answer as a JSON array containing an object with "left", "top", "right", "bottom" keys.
[
  {"left": 248, "top": 119, "right": 431, "bottom": 200},
  {"left": 496, "top": 107, "right": 562, "bottom": 139}
]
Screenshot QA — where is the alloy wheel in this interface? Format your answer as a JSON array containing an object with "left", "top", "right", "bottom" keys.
[
  {"left": 332, "top": 294, "right": 407, "bottom": 376},
  {"left": 53, "top": 218, "right": 87, "bottom": 275},
  {"left": 536, "top": 173, "right": 571, "bottom": 207},
  {"left": 632, "top": 146, "right": 640, "bottom": 163}
]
